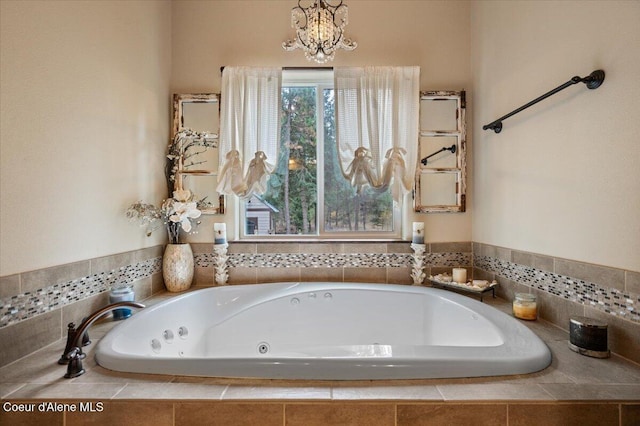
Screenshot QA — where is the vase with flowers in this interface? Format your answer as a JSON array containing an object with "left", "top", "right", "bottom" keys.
[{"left": 126, "top": 188, "right": 202, "bottom": 292}]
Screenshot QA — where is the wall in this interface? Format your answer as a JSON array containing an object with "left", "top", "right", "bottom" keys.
[
  {"left": 470, "top": 1, "right": 640, "bottom": 273},
  {"left": 0, "top": 0, "right": 172, "bottom": 277},
  {"left": 170, "top": 0, "right": 473, "bottom": 244}
]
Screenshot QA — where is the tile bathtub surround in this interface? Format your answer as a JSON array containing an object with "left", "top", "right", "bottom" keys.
[
  {"left": 473, "top": 242, "right": 640, "bottom": 363},
  {"left": 4, "top": 239, "right": 639, "bottom": 370},
  {"left": 0, "top": 296, "right": 638, "bottom": 426},
  {"left": 0, "top": 246, "right": 164, "bottom": 367},
  {"left": 193, "top": 241, "right": 473, "bottom": 285},
  {"left": 2, "top": 258, "right": 162, "bottom": 327}
]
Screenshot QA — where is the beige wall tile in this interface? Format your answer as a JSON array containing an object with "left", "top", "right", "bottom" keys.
[
  {"left": 473, "top": 242, "right": 482, "bottom": 255},
  {"left": 431, "top": 242, "right": 472, "bottom": 253},
  {"left": 67, "top": 401, "right": 173, "bottom": 426},
  {"left": 387, "top": 242, "right": 413, "bottom": 253},
  {"left": 398, "top": 403, "right": 507, "bottom": 426},
  {"left": 344, "top": 267, "right": 386, "bottom": 283},
  {"left": 91, "top": 251, "right": 136, "bottom": 275},
  {"left": 343, "top": 243, "right": 387, "bottom": 254},
  {"left": 257, "top": 243, "right": 300, "bottom": 254},
  {"left": 258, "top": 267, "right": 300, "bottom": 283},
  {"left": 0, "top": 310, "right": 61, "bottom": 367},
  {"left": 534, "top": 290, "right": 584, "bottom": 330},
  {"left": 474, "top": 242, "right": 487, "bottom": 257},
  {"left": 132, "top": 276, "right": 153, "bottom": 300},
  {"left": 191, "top": 242, "right": 213, "bottom": 254},
  {"left": 483, "top": 244, "right": 511, "bottom": 261},
  {"left": 626, "top": 270, "right": 640, "bottom": 294},
  {"left": 176, "top": 402, "right": 283, "bottom": 426},
  {"left": 300, "top": 267, "right": 343, "bottom": 282},
  {"left": 194, "top": 266, "right": 214, "bottom": 286},
  {"left": 494, "top": 277, "right": 529, "bottom": 303},
  {"left": 387, "top": 267, "right": 413, "bottom": 284},
  {"left": 299, "top": 243, "right": 342, "bottom": 254},
  {"left": 472, "top": 267, "right": 495, "bottom": 282},
  {"left": 512, "top": 250, "right": 554, "bottom": 272},
  {"left": 285, "top": 403, "right": 394, "bottom": 426},
  {"left": 228, "top": 267, "right": 257, "bottom": 284},
  {"left": 508, "top": 403, "right": 619, "bottom": 426},
  {"left": 0, "top": 273, "right": 20, "bottom": 298},
  {"left": 21, "top": 261, "right": 90, "bottom": 293},
  {"left": 151, "top": 271, "right": 165, "bottom": 294},
  {"left": 133, "top": 245, "right": 163, "bottom": 262},
  {"left": 228, "top": 242, "right": 257, "bottom": 254},
  {"left": 62, "top": 292, "right": 110, "bottom": 328},
  {"left": 554, "top": 258, "right": 625, "bottom": 291}
]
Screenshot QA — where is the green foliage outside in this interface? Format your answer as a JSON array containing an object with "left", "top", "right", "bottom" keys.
[{"left": 262, "top": 87, "right": 394, "bottom": 235}]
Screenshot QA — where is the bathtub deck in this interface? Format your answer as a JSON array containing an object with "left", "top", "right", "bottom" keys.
[{"left": 1, "top": 290, "right": 639, "bottom": 407}]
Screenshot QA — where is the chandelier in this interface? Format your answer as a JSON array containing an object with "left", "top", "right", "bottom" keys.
[{"left": 283, "top": 0, "right": 357, "bottom": 63}]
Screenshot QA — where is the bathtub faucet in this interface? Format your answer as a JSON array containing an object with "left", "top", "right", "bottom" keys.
[{"left": 60, "top": 301, "right": 145, "bottom": 378}]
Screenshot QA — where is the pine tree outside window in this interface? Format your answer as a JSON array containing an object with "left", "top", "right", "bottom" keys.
[{"left": 241, "top": 70, "right": 400, "bottom": 238}]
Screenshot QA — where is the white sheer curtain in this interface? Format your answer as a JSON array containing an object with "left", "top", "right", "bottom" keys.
[
  {"left": 216, "top": 67, "right": 282, "bottom": 199},
  {"left": 334, "top": 66, "right": 420, "bottom": 202}
]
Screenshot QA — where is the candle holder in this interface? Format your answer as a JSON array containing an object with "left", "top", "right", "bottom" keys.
[
  {"left": 410, "top": 243, "right": 427, "bottom": 285},
  {"left": 213, "top": 243, "right": 229, "bottom": 285}
]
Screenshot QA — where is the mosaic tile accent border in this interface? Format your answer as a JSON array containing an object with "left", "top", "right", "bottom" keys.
[
  {"left": 1, "top": 251, "right": 470, "bottom": 329},
  {"left": 195, "top": 252, "right": 472, "bottom": 269},
  {"left": 0, "top": 258, "right": 161, "bottom": 328},
  {"left": 474, "top": 254, "right": 640, "bottom": 324}
]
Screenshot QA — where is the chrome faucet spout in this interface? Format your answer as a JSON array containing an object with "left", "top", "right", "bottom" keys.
[{"left": 61, "top": 301, "right": 145, "bottom": 378}]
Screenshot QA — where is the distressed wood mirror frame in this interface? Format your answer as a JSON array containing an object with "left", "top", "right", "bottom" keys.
[
  {"left": 171, "top": 93, "right": 225, "bottom": 214},
  {"left": 414, "top": 90, "right": 466, "bottom": 213}
]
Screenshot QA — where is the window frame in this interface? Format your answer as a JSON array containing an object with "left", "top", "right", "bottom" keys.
[{"left": 238, "top": 69, "right": 402, "bottom": 240}]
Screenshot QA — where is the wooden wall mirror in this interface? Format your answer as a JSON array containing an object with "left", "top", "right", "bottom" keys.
[
  {"left": 415, "top": 90, "right": 466, "bottom": 213},
  {"left": 171, "top": 93, "right": 224, "bottom": 214}
]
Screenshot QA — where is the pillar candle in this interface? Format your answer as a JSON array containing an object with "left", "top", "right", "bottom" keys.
[
  {"left": 452, "top": 268, "right": 467, "bottom": 284},
  {"left": 412, "top": 222, "right": 425, "bottom": 244},
  {"left": 214, "top": 223, "right": 227, "bottom": 245}
]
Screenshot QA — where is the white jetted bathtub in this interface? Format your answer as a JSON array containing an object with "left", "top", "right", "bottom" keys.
[{"left": 95, "top": 282, "right": 552, "bottom": 380}]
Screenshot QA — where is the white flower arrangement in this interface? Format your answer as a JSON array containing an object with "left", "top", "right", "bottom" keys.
[{"left": 126, "top": 189, "right": 202, "bottom": 244}]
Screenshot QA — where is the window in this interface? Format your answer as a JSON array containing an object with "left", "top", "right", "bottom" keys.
[{"left": 241, "top": 70, "right": 400, "bottom": 238}]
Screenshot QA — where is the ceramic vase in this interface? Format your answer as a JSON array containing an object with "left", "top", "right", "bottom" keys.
[{"left": 162, "top": 243, "right": 194, "bottom": 292}]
